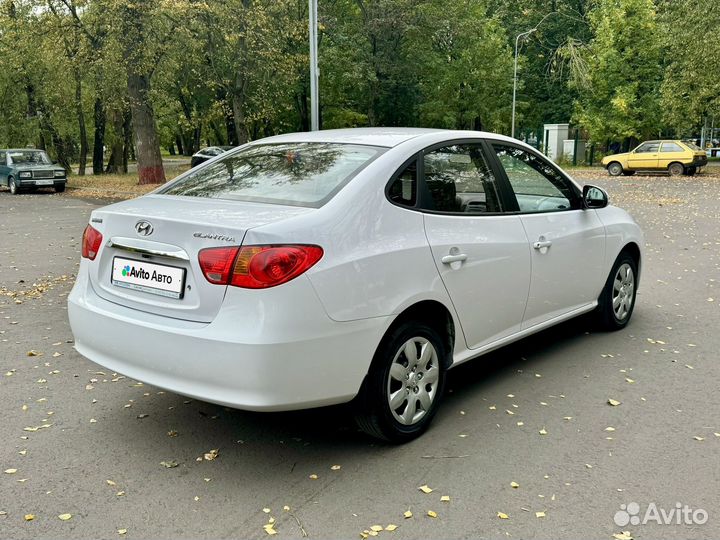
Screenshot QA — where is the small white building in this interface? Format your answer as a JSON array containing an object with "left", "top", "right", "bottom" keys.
[{"left": 543, "top": 123, "right": 569, "bottom": 162}]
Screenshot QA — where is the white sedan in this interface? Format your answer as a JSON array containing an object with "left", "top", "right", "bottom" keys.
[{"left": 68, "top": 128, "right": 643, "bottom": 442}]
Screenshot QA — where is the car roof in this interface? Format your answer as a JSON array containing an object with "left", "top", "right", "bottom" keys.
[
  {"left": 253, "top": 127, "right": 518, "bottom": 148},
  {"left": 3, "top": 148, "right": 47, "bottom": 152}
]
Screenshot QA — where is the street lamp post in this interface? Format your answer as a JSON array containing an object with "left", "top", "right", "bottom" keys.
[
  {"left": 309, "top": 0, "right": 319, "bottom": 131},
  {"left": 511, "top": 12, "right": 559, "bottom": 139},
  {"left": 511, "top": 28, "right": 536, "bottom": 139}
]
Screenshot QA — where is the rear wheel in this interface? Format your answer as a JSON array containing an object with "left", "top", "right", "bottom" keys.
[
  {"left": 607, "top": 162, "right": 623, "bottom": 176},
  {"left": 668, "top": 162, "right": 684, "bottom": 176},
  {"left": 354, "top": 321, "right": 447, "bottom": 443},
  {"left": 9, "top": 176, "right": 19, "bottom": 195},
  {"left": 55, "top": 183, "right": 66, "bottom": 193},
  {"left": 596, "top": 252, "right": 638, "bottom": 330}
]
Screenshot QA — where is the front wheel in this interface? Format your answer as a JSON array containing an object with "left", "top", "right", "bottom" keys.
[
  {"left": 596, "top": 252, "right": 638, "bottom": 330},
  {"left": 354, "top": 321, "right": 447, "bottom": 443},
  {"left": 9, "top": 176, "right": 19, "bottom": 195},
  {"left": 607, "top": 162, "right": 624, "bottom": 176}
]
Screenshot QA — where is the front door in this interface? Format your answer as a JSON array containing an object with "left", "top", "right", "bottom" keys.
[
  {"left": 489, "top": 142, "right": 606, "bottom": 329},
  {"left": 627, "top": 141, "right": 660, "bottom": 170}
]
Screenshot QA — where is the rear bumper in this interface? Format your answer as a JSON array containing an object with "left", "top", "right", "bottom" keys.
[
  {"left": 692, "top": 156, "right": 708, "bottom": 167},
  {"left": 68, "top": 268, "right": 389, "bottom": 411}
]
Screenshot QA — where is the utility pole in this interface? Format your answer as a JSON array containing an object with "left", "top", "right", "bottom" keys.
[
  {"left": 512, "top": 28, "right": 536, "bottom": 139},
  {"left": 309, "top": 0, "right": 319, "bottom": 131}
]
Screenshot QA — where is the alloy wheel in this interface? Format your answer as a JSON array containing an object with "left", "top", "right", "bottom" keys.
[{"left": 386, "top": 337, "right": 440, "bottom": 426}]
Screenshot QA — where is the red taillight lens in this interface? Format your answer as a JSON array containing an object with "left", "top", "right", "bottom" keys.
[
  {"left": 198, "top": 245, "right": 323, "bottom": 288},
  {"left": 81, "top": 225, "right": 103, "bottom": 260},
  {"left": 198, "top": 246, "right": 241, "bottom": 284}
]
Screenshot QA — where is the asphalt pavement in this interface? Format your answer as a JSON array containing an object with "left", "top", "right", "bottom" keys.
[{"left": 0, "top": 171, "right": 718, "bottom": 540}]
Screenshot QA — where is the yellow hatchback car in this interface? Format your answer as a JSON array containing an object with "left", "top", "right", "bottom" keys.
[{"left": 602, "top": 140, "right": 708, "bottom": 177}]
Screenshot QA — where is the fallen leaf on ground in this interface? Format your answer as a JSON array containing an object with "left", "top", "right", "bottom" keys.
[
  {"left": 370, "top": 525, "right": 383, "bottom": 532},
  {"left": 608, "top": 398, "right": 621, "bottom": 406},
  {"left": 58, "top": 513, "right": 72, "bottom": 521},
  {"left": 118, "top": 529, "right": 127, "bottom": 535},
  {"left": 385, "top": 524, "right": 398, "bottom": 531},
  {"left": 403, "top": 510, "right": 412, "bottom": 519},
  {"left": 613, "top": 533, "right": 634, "bottom": 540},
  {"left": 204, "top": 449, "right": 219, "bottom": 461},
  {"left": 160, "top": 460, "right": 179, "bottom": 468},
  {"left": 510, "top": 481, "right": 519, "bottom": 488},
  {"left": 427, "top": 510, "right": 437, "bottom": 518},
  {"left": 330, "top": 465, "right": 341, "bottom": 470},
  {"left": 418, "top": 485, "right": 433, "bottom": 494},
  {"left": 4, "top": 469, "right": 17, "bottom": 474},
  {"left": 497, "top": 512, "right": 509, "bottom": 519},
  {"left": 539, "top": 428, "right": 548, "bottom": 435},
  {"left": 24, "top": 514, "right": 34, "bottom": 521},
  {"left": 440, "top": 495, "right": 450, "bottom": 502},
  {"left": 536, "top": 511, "right": 546, "bottom": 518}
]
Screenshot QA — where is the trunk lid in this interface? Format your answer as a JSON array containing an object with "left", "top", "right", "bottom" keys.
[{"left": 88, "top": 195, "right": 313, "bottom": 322}]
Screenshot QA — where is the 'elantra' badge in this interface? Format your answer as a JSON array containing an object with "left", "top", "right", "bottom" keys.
[{"left": 135, "top": 220, "right": 154, "bottom": 237}]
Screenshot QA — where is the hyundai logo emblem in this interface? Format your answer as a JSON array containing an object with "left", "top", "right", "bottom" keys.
[{"left": 135, "top": 220, "right": 154, "bottom": 237}]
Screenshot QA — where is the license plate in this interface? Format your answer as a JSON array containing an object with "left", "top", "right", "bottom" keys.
[
  {"left": 35, "top": 180, "right": 54, "bottom": 185},
  {"left": 111, "top": 257, "right": 185, "bottom": 299}
]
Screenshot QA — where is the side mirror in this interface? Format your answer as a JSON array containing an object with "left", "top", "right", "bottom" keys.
[{"left": 583, "top": 185, "right": 608, "bottom": 209}]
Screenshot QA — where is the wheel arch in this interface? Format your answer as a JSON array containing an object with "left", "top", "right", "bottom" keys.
[
  {"left": 618, "top": 241, "right": 642, "bottom": 286},
  {"left": 384, "top": 300, "right": 456, "bottom": 369}
]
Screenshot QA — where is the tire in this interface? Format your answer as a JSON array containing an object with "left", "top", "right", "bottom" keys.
[
  {"left": 668, "top": 162, "right": 684, "bottom": 176},
  {"left": 55, "top": 183, "right": 66, "bottom": 193},
  {"left": 596, "top": 252, "right": 638, "bottom": 331},
  {"left": 354, "top": 321, "right": 447, "bottom": 443},
  {"left": 621, "top": 170, "right": 635, "bottom": 176},
  {"left": 607, "top": 162, "right": 623, "bottom": 176},
  {"left": 9, "top": 176, "right": 19, "bottom": 195}
]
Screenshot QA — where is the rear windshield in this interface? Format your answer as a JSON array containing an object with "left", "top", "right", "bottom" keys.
[{"left": 161, "top": 142, "right": 385, "bottom": 207}]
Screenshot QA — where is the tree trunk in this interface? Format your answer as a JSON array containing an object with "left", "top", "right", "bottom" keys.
[
  {"left": 75, "top": 72, "right": 88, "bottom": 176},
  {"left": 128, "top": 73, "right": 165, "bottom": 184},
  {"left": 105, "top": 110, "right": 125, "bottom": 174},
  {"left": 232, "top": 86, "right": 249, "bottom": 145},
  {"left": 122, "top": 110, "right": 132, "bottom": 174},
  {"left": 92, "top": 98, "right": 105, "bottom": 175},
  {"left": 175, "top": 134, "right": 184, "bottom": 156}
]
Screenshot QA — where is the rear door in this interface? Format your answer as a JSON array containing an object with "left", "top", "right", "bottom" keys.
[
  {"left": 627, "top": 141, "right": 660, "bottom": 170},
  {"left": 489, "top": 142, "right": 606, "bottom": 329},
  {"left": 418, "top": 141, "right": 531, "bottom": 350}
]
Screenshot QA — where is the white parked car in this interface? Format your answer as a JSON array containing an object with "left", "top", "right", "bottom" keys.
[{"left": 68, "top": 128, "right": 643, "bottom": 442}]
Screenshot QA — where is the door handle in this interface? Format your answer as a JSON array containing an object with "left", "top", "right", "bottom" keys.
[
  {"left": 441, "top": 253, "right": 468, "bottom": 264},
  {"left": 533, "top": 240, "right": 552, "bottom": 250}
]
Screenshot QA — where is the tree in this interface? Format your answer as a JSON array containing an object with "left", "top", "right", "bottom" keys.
[
  {"left": 412, "top": 0, "right": 513, "bottom": 132},
  {"left": 569, "top": 0, "right": 663, "bottom": 144},
  {"left": 658, "top": 0, "right": 720, "bottom": 135}
]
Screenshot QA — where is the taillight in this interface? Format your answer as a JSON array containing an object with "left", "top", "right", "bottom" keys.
[
  {"left": 198, "top": 246, "right": 240, "bottom": 284},
  {"left": 198, "top": 245, "right": 323, "bottom": 289},
  {"left": 81, "top": 225, "right": 103, "bottom": 260}
]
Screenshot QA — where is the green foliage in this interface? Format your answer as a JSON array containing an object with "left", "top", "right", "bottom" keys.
[
  {"left": 570, "top": 0, "right": 664, "bottom": 142},
  {"left": 658, "top": 0, "right": 720, "bottom": 135},
  {"left": 0, "top": 0, "right": 717, "bottom": 174}
]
